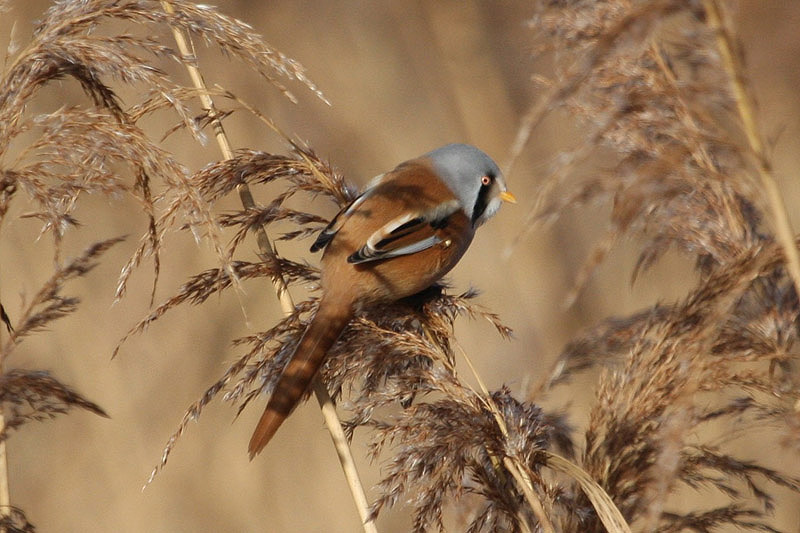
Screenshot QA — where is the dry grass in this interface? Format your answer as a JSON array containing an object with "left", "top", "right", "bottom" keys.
[{"left": 0, "top": 1, "right": 799, "bottom": 532}]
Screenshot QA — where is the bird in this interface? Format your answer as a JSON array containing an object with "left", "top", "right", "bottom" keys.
[{"left": 248, "top": 143, "right": 515, "bottom": 457}]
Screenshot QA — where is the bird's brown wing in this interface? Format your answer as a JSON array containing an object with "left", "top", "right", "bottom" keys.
[{"left": 347, "top": 200, "right": 460, "bottom": 263}]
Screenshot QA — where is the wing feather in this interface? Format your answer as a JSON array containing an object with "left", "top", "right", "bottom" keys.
[
  {"left": 347, "top": 200, "right": 459, "bottom": 264},
  {"left": 310, "top": 173, "right": 390, "bottom": 253}
]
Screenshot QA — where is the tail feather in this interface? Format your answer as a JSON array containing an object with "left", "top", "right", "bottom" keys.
[{"left": 248, "top": 299, "right": 351, "bottom": 458}]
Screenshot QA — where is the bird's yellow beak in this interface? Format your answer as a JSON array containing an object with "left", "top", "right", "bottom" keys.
[{"left": 499, "top": 190, "right": 517, "bottom": 204}]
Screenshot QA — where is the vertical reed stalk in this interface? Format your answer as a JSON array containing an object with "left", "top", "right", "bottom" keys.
[{"left": 159, "top": 3, "right": 377, "bottom": 531}]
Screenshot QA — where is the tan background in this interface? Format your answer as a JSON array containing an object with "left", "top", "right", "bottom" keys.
[{"left": 1, "top": 1, "right": 799, "bottom": 531}]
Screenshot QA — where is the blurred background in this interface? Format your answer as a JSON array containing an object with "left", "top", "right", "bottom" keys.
[{"left": 1, "top": 1, "right": 800, "bottom": 531}]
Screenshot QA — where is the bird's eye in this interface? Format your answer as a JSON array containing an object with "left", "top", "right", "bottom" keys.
[{"left": 481, "top": 175, "right": 491, "bottom": 186}]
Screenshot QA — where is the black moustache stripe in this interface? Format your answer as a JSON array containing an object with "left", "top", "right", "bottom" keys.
[{"left": 472, "top": 185, "right": 491, "bottom": 225}]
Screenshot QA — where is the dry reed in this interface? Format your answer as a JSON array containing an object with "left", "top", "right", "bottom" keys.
[{"left": 0, "top": 1, "right": 798, "bottom": 532}]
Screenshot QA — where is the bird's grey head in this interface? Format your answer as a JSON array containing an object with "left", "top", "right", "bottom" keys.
[{"left": 425, "top": 143, "right": 512, "bottom": 227}]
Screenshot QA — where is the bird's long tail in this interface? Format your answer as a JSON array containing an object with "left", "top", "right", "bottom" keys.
[{"left": 248, "top": 297, "right": 352, "bottom": 458}]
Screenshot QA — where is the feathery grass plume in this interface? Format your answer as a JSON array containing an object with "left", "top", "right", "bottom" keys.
[
  {"left": 366, "top": 387, "right": 553, "bottom": 533},
  {"left": 0, "top": 0, "right": 325, "bottom": 527},
  {"left": 318, "top": 287, "right": 575, "bottom": 532},
  {"left": 0, "top": 0, "right": 324, "bottom": 292},
  {"left": 116, "top": 146, "right": 344, "bottom": 353},
  {"left": 0, "top": 369, "right": 109, "bottom": 441},
  {"left": 325, "top": 288, "right": 513, "bottom": 423},
  {"left": 3, "top": 237, "right": 124, "bottom": 355},
  {"left": 530, "top": 2, "right": 760, "bottom": 284},
  {"left": 559, "top": 244, "right": 800, "bottom": 532},
  {"left": 524, "top": 1, "right": 800, "bottom": 531},
  {"left": 142, "top": 145, "right": 349, "bottom": 476},
  {"left": 0, "top": 238, "right": 119, "bottom": 432}
]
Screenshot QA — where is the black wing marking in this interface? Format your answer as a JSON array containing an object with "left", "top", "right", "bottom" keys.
[{"left": 347, "top": 200, "right": 459, "bottom": 264}]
